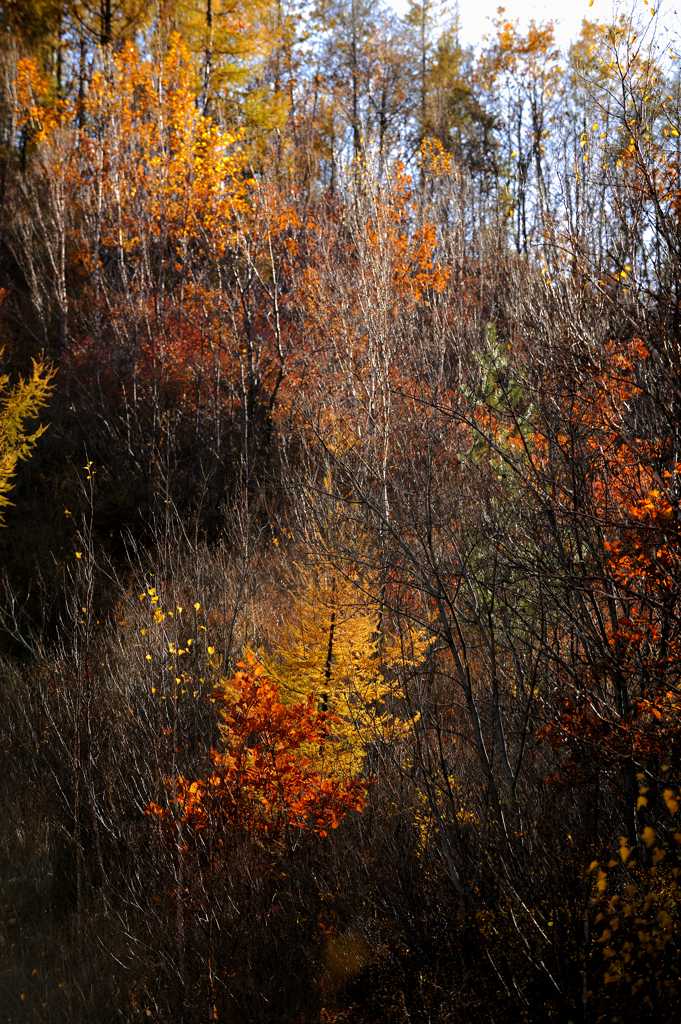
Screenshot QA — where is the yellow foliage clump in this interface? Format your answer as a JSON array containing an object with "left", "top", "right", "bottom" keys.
[
  {"left": 14, "top": 36, "right": 253, "bottom": 261},
  {"left": 261, "top": 551, "right": 428, "bottom": 778},
  {"left": 0, "top": 349, "right": 55, "bottom": 525}
]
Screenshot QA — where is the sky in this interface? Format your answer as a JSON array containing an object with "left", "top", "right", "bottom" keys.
[{"left": 393, "top": 1, "right": 680, "bottom": 50}]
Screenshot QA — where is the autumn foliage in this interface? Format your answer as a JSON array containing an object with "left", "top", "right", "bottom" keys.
[
  {"left": 147, "top": 651, "right": 367, "bottom": 843},
  {"left": 1, "top": 2, "right": 681, "bottom": 1023}
]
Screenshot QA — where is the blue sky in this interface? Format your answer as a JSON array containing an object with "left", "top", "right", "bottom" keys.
[{"left": 393, "top": 1, "right": 679, "bottom": 49}]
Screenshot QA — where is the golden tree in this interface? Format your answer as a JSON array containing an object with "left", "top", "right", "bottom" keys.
[
  {"left": 0, "top": 347, "right": 55, "bottom": 524},
  {"left": 261, "top": 523, "right": 428, "bottom": 776}
]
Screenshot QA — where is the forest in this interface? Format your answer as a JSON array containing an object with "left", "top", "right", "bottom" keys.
[{"left": 0, "top": 0, "right": 679, "bottom": 1021}]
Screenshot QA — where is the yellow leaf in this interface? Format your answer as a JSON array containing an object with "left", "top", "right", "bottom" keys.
[
  {"left": 662, "top": 788, "right": 679, "bottom": 815},
  {"left": 641, "top": 826, "right": 656, "bottom": 847}
]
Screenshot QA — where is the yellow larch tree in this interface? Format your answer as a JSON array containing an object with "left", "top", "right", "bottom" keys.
[
  {"left": 260, "top": 537, "right": 428, "bottom": 777},
  {"left": 159, "top": 0, "right": 290, "bottom": 142},
  {"left": 0, "top": 348, "right": 55, "bottom": 525}
]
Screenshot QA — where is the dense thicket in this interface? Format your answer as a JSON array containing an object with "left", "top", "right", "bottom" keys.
[{"left": 0, "top": 2, "right": 680, "bottom": 1022}]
